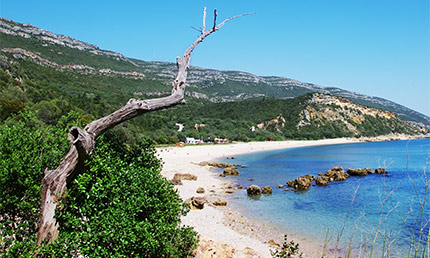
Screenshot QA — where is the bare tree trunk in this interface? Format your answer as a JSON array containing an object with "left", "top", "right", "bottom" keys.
[{"left": 37, "top": 8, "right": 253, "bottom": 244}]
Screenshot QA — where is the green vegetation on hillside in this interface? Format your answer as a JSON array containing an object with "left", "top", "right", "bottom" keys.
[{"left": 0, "top": 53, "right": 417, "bottom": 146}]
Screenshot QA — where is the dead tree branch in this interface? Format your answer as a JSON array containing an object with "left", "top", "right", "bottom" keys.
[{"left": 37, "top": 7, "right": 253, "bottom": 244}]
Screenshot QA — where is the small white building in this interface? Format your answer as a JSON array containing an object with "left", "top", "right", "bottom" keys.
[{"left": 186, "top": 137, "right": 203, "bottom": 144}]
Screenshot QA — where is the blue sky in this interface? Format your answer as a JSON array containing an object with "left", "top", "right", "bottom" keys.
[{"left": 1, "top": 1, "right": 429, "bottom": 116}]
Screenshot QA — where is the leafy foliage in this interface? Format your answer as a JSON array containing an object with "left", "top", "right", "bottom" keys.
[
  {"left": 0, "top": 112, "right": 197, "bottom": 257},
  {"left": 0, "top": 111, "right": 83, "bottom": 256},
  {"left": 270, "top": 235, "right": 303, "bottom": 258}
]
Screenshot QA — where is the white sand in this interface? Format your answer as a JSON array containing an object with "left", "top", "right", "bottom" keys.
[{"left": 157, "top": 138, "right": 360, "bottom": 257}]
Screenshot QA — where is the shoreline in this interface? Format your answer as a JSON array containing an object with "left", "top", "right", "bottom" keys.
[{"left": 156, "top": 136, "right": 426, "bottom": 257}]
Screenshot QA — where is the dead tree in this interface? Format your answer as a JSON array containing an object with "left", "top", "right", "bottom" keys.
[{"left": 37, "top": 8, "right": 253, "bottom": 244}]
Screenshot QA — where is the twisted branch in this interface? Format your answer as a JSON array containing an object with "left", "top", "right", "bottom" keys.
[{"left": 37, "top": 7, "right": 253, "bottom": 244}]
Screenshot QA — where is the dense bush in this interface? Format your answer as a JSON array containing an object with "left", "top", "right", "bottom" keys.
[
  {"left": 0, "top": 112, "right": 197, "bottom": 257},
  {"left": 41, "top": 134, "right": 198, "bottom": 257},
  {"left": 0, "top": 111, "right": 81, "bottom": 256}
]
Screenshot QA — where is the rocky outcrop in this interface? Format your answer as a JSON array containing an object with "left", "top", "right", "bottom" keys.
[
  {"left": 324, "top": 166, "right": 349, "bottom": 181},
  {"left": 375, "top": 168, "right": 388, "bottom": 174},
  {"left": 199, "top": 161, "right": 243, "bottom": 176},
  {"left": 199, "top": 161, "right": 235, "bottom": 168},
  {"left": 196, "top": 187, "right": 205, "bottom": 194},
  {"left": 293, "top": 176, "right": 312, "bottom": 190},
  {"left": 173, "top": 173, "right": 197, "bottom": 181},
  {"left": 1, "top": 48, "right": 145, "bottom": 79},
  {"left": 247, "top": 185, "right": 262, "bottom": 195},
  {"left": 170, "top": 178, "right": 183, "bottom": 185},
  {"left": 303, "top": 174, "right": 316, "bottom": 182},
  {"left": 261, "top": 186, "right": 272, "bottom": 194},
  {"left": 223, "top": 167, "right": 239, "bottom": 176},
  {"left": 186, "top": 197, "right": 205, "bottom": 210},
  {"left": 285, "top": 166, "right": 391, "bottom": 190},
  {"left": 347, "top": 168, "right": 374, "bottom": 176},
  {"left": 315, "top": 176, "right": 329, "bottom": 186},
  {"left": 213, "top": 200, "right": 227, "bottom": 206}
]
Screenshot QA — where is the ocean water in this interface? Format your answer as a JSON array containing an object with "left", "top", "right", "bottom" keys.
[{"left": 221, "top": 139, "right": 430, "bottom": 257}]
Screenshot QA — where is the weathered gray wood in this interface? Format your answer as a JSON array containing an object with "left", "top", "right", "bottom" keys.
[{"left": 37, "top": 8, "right": 252, "bottom": 244}]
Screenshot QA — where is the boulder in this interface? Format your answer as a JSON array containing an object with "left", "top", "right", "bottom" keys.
[
  {"left": 237, "top": 185, "right": 243, "bottom": 189},
  {"left": 325, "top": 166, "right": 348, "bottom": 181},
  {"left": 375, "top": 168, "right": 388, "bottom": 174},
  {"left": 315, "top": 176, "right": 329, "bottom": 186},
  {"left": 173, "top": 173, "right": 197, "bottom": 181},
  {"left": 365, "top": 168, "right": 375, "bottom": 174},
  {"left": 209, "top": 162, "right": 234, "bottom": 168},
  {"left": 247, "top": 185, "right": 262, "bottom": 195},
  {"left": 198, "top": 161, "right": 210, "bottom": 166},
  {"left": 304, "top": 174, "right": 316, "bottom": 182},
  {"left": 277, "top": 184, "right": 284, "bottom": 188},
  {"left": 219, "top": 173, "right": 226, "bottom": 177},
  {"left": 261, "top": 186, "right": 273, "bottom": 194},
  {"left": 185, "top": 197, "right": 205, "bottom": 210},
  {"left": 223, "top": 167, "right": 239, "bottom": 176},
  {"left": 196, "top": 187, "right": 205, "bottom": 194},
  {"left": 318, "top": 172, "right": 324, "bottom": 176},
  {"left": 347, "top": 168, "right": 369, "bottom": 176},
  {"left": 170, "top": 178, "right": 183, "bottom": 185},
  {"left": 213, "top": 199, "right": 227, "bottom": 206},
  {"left": 286, "top": 181, "right": 295, "bottom": 187},
  {"left": 294, "top": 176, "right": 311, "bottom": 190},
  {"left": 234, "top": 164, "right": 246, "bottom": 168}
]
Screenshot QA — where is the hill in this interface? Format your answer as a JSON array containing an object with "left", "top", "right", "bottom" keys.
[{"left": 0, "top": 17, "right": 428, "bottom": 144}]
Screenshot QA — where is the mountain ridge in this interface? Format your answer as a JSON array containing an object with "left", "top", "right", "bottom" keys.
[{"left": 1, "top": 16, "right": 429, "bottom": 127}]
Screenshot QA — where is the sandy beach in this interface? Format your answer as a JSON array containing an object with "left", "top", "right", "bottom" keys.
[{"left": 157, "top": 138, "right": 371, "bottom": 257}]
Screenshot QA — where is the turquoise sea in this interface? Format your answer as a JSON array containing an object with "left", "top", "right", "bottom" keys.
[{"left": 221, "top": 138, "right": 430, "bottom": 257}]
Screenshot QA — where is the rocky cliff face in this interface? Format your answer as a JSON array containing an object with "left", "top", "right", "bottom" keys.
[
  {"left": 296, "top": 93, "right": 418, "bottom": 136},
  {"left": 0, "top": 17, "right": 127, "bottom": 60}
]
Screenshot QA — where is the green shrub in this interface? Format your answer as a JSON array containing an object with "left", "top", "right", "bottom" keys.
[
  {"left": 40, "top": 134, "right": 197, "bottom": 257},
  {"left": 0, "top": 112, "right": 197, "bottom": 257},
  {"left": 0, "top": 111, "right": 76, "bottom": 256}
]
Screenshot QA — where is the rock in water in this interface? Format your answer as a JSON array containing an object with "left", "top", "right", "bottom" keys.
[
  {"left": 347, "top": 168, "right": 369, "bottom": 176},
  {"left": 316, "top": 176, "right": 329, "bottom": 186},
  {"left": 286, "top": 181, "right": 295, "bottom": 187},
  {"left": 304, "top": 174, "right": 316, "bottom": 182},
  {"left": 375, "top": 168, "right": 388, "bottom": 174},
  {"left": 365, "top": 168, "right": 375, "bottom": 174},
  {"left": 247, "top": 185, "right": 262, "bottom": 195},
  {"left": 294, "top": 176, "right": 311, "bottom": 190},
  {"left": 325, "top": 166, "right": 349, "bottom": 181},
  {"left": 223, "top": 167, "right": 239, "bottom": 176},
  {"left": 261, "top": 186, "right": 273, "bottom": 194}
]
